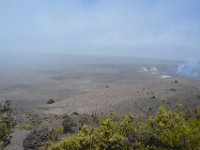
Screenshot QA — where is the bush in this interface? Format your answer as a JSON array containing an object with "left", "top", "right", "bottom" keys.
[
  {"left": 0, "top": 100, "right": 16, "bottom": 148},
  {"left": 44, "top": 104, "right": 200, "bottom": 150},
  {"left": 47, "top": 99, "right": 55, "bottom": 104},
  {"left": 20, "top": 123, "right": 34, "bottom": 130}
]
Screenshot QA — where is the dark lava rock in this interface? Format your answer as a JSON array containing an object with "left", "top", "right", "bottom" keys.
[
  {"left": 47, "top": 99, "right": 55, "bottom": 104},
  {"left": 23, "top": 128, "right": 48, "bottom": 150},
  {"left": 168, "top": 88, "right": 176, "bottom": 91},
  {"left": 174, "top": 80, "right": 178, "bottom": 83},
  {"left": 62, "top": 117, "right": 78, "bottom": 133},
  {"left": 62, "top": 113, "right": 94, "bottom": 134}
]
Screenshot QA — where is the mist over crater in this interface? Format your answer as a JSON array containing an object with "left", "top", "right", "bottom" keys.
[{"left": 176, "top": 58, "right": 200, "bottom": 79}]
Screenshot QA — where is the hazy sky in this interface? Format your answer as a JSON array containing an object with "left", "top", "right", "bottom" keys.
[{"left": 0, "top": 0, "right": 200, "bottom": 59}]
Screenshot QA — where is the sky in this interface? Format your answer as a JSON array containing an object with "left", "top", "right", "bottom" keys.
[{"left": 0, "top": 0, "right": 200, "bottom": 60}]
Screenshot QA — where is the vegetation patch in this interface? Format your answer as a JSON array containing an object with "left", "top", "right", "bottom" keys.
[
  {"left": 0, "top": 100, "right": 16, "bottom": 149},
  {"left": 47, "top": 99, "right": 55, "bottom": 104},
  {"left": 43, "top": 103, "right": 200, "bottom": 150},
  {"left": 20, "top": 123, "right": 34, "bottom": 130}
]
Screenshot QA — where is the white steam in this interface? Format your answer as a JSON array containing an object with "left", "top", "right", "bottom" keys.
[
  {"left": 141, "top": 67, "right": 148, "bottom": 72},
  {"left": 176, "top": 58, "right": 200, "bottom": 78},
  {"left": 139, "top": 67, "right": 159, "bottom": 74},
  {"left": 150, "top": 67, "right": 158, "bottom": 74}
]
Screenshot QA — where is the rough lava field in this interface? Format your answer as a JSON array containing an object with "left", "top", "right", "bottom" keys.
[{"left": 1, "top": 55, "right": 200, "bottom": 149}]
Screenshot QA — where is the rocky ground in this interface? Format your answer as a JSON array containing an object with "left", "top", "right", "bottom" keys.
[
  {"left": 1, "top": 57, "right": 200, "bottom": 149},
  {"left": 4, "top": 76, "right": 200, "bottom": 150},
  {"left": 6, "top": 109, "right": 97, "bottom": 150},
  {"left": 37, "top": 77, "right": 200, "bottom": 116}
]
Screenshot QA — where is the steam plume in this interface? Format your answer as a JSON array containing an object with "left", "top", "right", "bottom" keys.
[{"left": 176, "top": 58, "right": 200, "bottom": 78}]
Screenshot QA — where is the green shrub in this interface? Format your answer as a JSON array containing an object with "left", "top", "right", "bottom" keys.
[
  {"left": 20, "top": 123, "right": 34, "bottom": 130},
  {"left": 44, "top": 104, "right": 200, "bottom": 150},
  {"left": 0, "top": 100, "right": 16, "bottom": 148},
  {"left": 45, "top": 126, "right": 64, "bottom": 143},
  {"left": 47, "top": 99, "right": 55, "bottom": 104}
]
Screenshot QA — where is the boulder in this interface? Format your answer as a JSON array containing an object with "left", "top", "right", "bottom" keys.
[
  {"left": 62, "top": 113, "right": 93, "bottom": 134},
  {"left": 23, "top": 128, "right": 48, "bottom": 150}
]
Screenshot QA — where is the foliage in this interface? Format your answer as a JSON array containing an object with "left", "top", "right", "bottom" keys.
[
  {"left": 47, "top": 99, "right": 55, "bottom": 104},
  {"left": 20, "top": 123, "right": 34, "bottom": 130},
  {"left": 46, "top": 126, "right": 64, "bottom": 142},
  {"left": 0, "top": 100, "right": 16, "bottom": 148},
  {"left": 44, "top": 104, "right": 200, "bottom": 150}
]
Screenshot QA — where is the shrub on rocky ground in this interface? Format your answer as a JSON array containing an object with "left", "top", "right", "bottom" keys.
[
  {"left": 20, "top": 123, "right": 34, "bottom": 130},
  {"left": 0, "top": 100, "right": 16, "bottom": 149},
  {"left": 47, "top": 99, "right": 55, "bottom": 104},
  {"left": 44, "top": 103, "right": 200, "bottom": 150},
  {"left": 23, "top": 126, "right": 64, "bottom": 150}
]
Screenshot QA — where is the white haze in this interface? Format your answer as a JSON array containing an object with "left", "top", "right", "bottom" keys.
[
  {"left": 176, "top": 58, "right": 200, "bottom": 79},
  {"left": 0, "top": 0, "right": 200, "bottom": 60}
]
